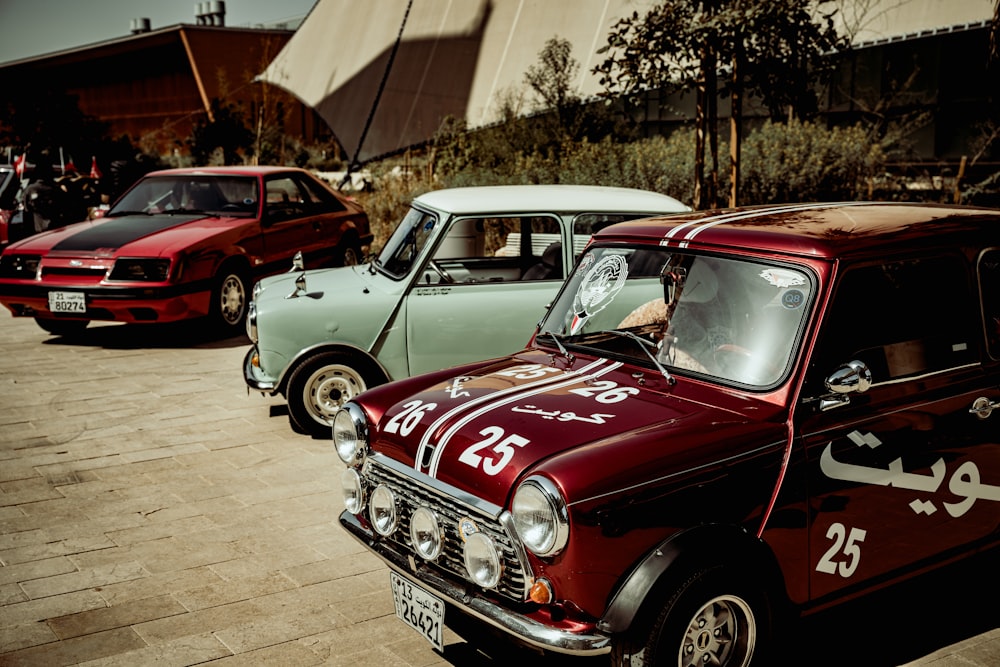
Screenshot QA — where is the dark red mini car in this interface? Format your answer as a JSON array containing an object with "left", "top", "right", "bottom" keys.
[
  {"left": 333, "top": 202, "right": 1000, "bottom": 665},
  {"left": 0, "top": 166, "right": 371, "bottom": 336}
]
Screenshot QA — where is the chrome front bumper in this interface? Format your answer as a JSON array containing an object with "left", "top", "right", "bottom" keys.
[
  {"left": 338, "top": 510, "right": 612, "bottom": 656},
  {"left": 242, "top": 346, "right": 277, "bottom": 393}
]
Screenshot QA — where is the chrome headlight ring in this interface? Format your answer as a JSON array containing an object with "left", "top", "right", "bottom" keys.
[
  {"left": 511, "top": 475, "right": 569, "bottom": 558},
  {"left": 332, "top": 402, "right": 369, "bottom": 466}
]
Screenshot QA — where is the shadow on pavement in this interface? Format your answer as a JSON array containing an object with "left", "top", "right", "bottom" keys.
[{"left": 38, "top": 318, "right": 249, "bottom": 350}]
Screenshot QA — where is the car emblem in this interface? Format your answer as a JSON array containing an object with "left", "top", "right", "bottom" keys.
[
  {"left": 69, "top": 260, "right": 83, "bottom": 267},
  {"left": 457, "top": 517, "right": 479, "bottom": 542}
]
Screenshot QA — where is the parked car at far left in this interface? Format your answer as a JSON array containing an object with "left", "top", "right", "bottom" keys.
[
  {"left": 0, "top": 164, "right": 24, "bottom": 247},
  {"left": 0, "top": 166, "right": 371, "bottom": 337}
]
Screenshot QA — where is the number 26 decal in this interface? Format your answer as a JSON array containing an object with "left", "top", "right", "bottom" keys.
[
  {"left": 459, "top": 426, "right": 529, "bottom": 476},
  {"left": 816, "top": 522, "right": 867, "bottom": 578},
  {"left": 385, "top": 400, "right": 437, "bottom": 437}
]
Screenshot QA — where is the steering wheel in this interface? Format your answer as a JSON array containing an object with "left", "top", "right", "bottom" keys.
[
  {"left": 713, "top": 344, "right": 781, "bottom": 385},
  {"left": 427, "top": 260, "right": 454, "bottom": 283}
]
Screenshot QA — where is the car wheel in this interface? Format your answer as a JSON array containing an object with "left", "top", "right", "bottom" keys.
[
  {"left": 34, "top": 318, "right": 89, "bottom": 337},
  {"left": 211, "top": 266, "right": 249, "bottom": 333},
  {"left": 286, "top": 352, "right": 386, "bottom": 438},
  {"left": 611, "top": 566, "right": 770, "bottom": 667},
  {"left": 335, "top": 235, "right": 362, "bottom": 267}
]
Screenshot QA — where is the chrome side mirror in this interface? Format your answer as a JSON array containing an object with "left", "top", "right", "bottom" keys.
[
  {"left": 824, "top": 360, "right": 872, "bottom": 395},
  {"left": 289, "top": 251, "right": 305, "bottom": 272}
]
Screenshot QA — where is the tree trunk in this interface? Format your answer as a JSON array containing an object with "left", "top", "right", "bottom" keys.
[
  {"left": 694, "top": 57, "right": 708, "bottom": 209},
  {"left": 729, "top": 51, "right": 743, "bottom": 207},
  {"left": 706, "top": 47, "right": 719, "bottom": 208}
]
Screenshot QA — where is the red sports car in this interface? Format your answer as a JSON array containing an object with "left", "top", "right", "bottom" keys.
[{"left": 0, "top": 166, "right": 372, "bottom": 336}]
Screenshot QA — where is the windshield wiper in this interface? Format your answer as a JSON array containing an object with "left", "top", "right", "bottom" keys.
[
  {"left": 606, "top": 330, "right": 674, "bottom": 384},
  {"left": 538, "top": 331, "right": 574, "bottom": 362}
]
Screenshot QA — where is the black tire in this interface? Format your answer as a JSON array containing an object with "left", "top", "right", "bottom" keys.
[
  {"left": 286, "top": 351, "right": 386, "bottom": 438},
  {"left": 610, "top": 566, "right": 771, "bottom": 667},
  {"left": 334, "top": 233, "right": 362, "bottom": 267},
  {"left": 35, "top": 318, "right": 89, "bottom": 337},
  {"left": 210, "top": 265, "right": 250, "bottom": 334}
]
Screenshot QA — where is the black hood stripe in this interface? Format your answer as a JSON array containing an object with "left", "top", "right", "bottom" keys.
[{"left": 52, "top": 214, "right": 202, "bottom": 252}]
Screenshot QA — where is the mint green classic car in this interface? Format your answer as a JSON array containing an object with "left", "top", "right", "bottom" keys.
[{"left": 243, "top": 185, "right": 688, "bottom": 437}]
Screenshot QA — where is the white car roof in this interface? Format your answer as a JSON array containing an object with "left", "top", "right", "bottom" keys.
[{"left": 413, "top": 185, "right": 690, "bottom": 216}]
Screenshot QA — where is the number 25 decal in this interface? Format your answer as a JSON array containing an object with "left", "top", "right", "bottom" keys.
[
  {"left": 459, "top": 426, "right": 529, "bottom": 476},
  {"left": 385, "top": 400, "right": 437, "bottom": 437},
  {"left": 816, "top": 522, "right": 867, "bottom": 578}
]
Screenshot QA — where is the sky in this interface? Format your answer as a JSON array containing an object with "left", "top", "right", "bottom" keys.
[{"left": 0, "top": 0, "right": 319, "bottom": 64}]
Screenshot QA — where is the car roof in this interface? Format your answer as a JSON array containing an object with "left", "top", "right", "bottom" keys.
[
  {"left": 143, "top": 166, "right": 306, "bottom": 178},
  {"left": 413, "top": 185, "right": 690, "bottom": 216},
  {"left": 593, "top": 201, "right": 1000, "bottom": 260}
]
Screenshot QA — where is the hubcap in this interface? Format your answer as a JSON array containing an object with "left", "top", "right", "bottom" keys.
[
  {"left": 679, "top": 595, "right": 754, "bottom": 667},
  {"left": 304, "top": 365, "right": 365, "bottom": 424},
  {"left": 220, "top": 275, "right": 245, "bottom": 324}
]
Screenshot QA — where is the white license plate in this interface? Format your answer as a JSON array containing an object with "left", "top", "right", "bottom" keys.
[
  {"left": 47, "top": 291, "right": 86, "bottom": 313},
  {"left": 390, "top": 571, "right": 444, "bottom": 651}
]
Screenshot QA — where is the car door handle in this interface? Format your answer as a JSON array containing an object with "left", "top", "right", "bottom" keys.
[
  {"left": 312, "top": 222, "right": 322, "bottom": 232},
  {"left": 969, "top": 396, "right": 1000, "bottom": 419}
]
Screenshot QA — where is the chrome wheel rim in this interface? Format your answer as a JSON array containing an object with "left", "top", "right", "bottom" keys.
[
  {"left": 679, "top": 594, "right": 755, "bottom": 667},
  {"left": 219, "top": 274, "right": 246, "bottom": 325},
  {"left": 342, "top": 247, "right": 360, "bottom": 266},
  {"left": 302, "top": 364, "right": 366, "bottom": 425}
]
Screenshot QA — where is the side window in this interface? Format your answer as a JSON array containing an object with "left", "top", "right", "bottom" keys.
[
  {"left": 425, "top": 216, "right": 562, "bottom": 284},
  {"left": 980, "top": 248, "right": 1000, "bottom": 359},
  {"left": 263, "top": 177, "right": 305, "bottom": 222},
  {"left": 812, "top": 255, "right": 977, "bottom": 385}
]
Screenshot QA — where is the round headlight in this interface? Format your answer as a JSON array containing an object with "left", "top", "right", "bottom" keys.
[
  {"left": 369, "top": 484, "right": 398, "bottom": 536},
  {"left": 463, "top": 532, "right": 502, "bottom": 588},
  {"left": 341, "top": 467, "right": 365, "bottom": 514},
  {"left": 410, "top": 507, "right": 443, "bottom": 560},
  {"left": 333, "top": 404, "right": 368, "bottom": 465},
  {"left": 512, "top": 477, "right": 569, "bottom": 557}
]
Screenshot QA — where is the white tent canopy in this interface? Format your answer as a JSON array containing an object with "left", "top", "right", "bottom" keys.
[
  {"left": 259, "top": 0, "right": 997, "bottom": 165},
  {"left": 258, "top": 0, "right": 659, "bottom": 163}
]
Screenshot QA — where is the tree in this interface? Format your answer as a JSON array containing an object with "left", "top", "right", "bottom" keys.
[
  {"left": 594, "top": 0, "right": 846, "bottom": 208},
  {"left": 188, "top": 99, "right": 254, "bottom": 166}
]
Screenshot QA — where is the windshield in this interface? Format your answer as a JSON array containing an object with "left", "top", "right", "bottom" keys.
[
  {"left": 109, "top": 175, "right": 258, "bottom": 217},
  {"left": 377, "top": 207, "right": 438, "bottom": 277},
  {"left": 538, "top": 246, "right": 813, "bottom": 387}
]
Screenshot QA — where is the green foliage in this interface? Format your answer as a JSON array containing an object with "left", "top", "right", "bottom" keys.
[
  {"left": 595, "top": 0, "right": 846, "bottom": 122},
  {"left": 188, "top": 99, "right": 254, "bottom": 166},
  {"left": 738, "top": 119, "right": 884, "bottom": 203}
]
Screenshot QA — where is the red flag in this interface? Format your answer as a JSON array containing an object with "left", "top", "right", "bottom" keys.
[
  {"left": 90, "top": 156, "right": 102, "bottom": 180},
  {"left": 13, "top": 153, "right": 25, "bottom": 178},
  {"left": 64, "top": 157, "right": 78, "bottom": 174}
]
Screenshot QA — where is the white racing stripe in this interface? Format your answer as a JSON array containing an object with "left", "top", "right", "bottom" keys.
[
  {"left": 661, "top": 201, "right": 870, "bottom": 248},
  {"left": 419, "top": 358, "right": 624, "bottom": 477}
]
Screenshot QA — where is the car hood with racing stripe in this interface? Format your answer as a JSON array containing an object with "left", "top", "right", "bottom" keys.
[
  {"left": 8, "top": 213, "right": 230, "bottom": 257},
  {"left": 370, "top": 350, "right": 783, "bottom": 507}
]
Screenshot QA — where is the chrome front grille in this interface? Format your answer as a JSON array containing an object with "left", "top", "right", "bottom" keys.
[{"left": 362, "top": 454, "right": 530, "bottom": 602}]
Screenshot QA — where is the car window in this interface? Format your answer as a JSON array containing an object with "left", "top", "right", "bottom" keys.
[
  {"left": 109, "top": 175, "right": 256, "bottom": 216},
  {"left": 572, "top": 214, "right": 656, "bottom": 261},
  {"left": 980, "top": 248, "right": 1000, "bottom": 359},
  {"left": 426, "top": 216, "right": 563, "bottom": 284},
  {"left": 296, "top": 174, "right": 346, "bottom": 211},
  {"left": 379, "top": 208, "right": 438, "bottom": 278},
  {"left": 812, "top": 255, "right": 978, "bottom": 385},
  {"left": 264, "top": 176, "right": 308, "bottom": 222}
]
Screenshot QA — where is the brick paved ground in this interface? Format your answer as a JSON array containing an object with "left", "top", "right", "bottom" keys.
[{"left": 0, "top": 314, "right": 997, "bottom": 666}]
